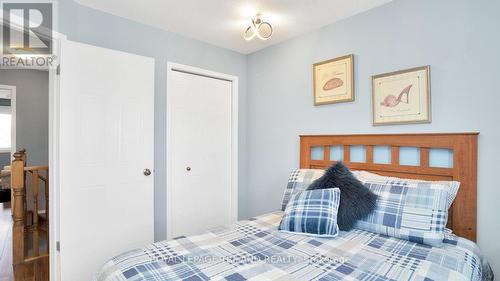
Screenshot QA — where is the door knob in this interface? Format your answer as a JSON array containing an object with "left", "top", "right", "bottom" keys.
[
  {"left": 186, "top": 166, "right": 191, "bottom": 171},
  {"left": 143, "top": 169, "right": 152, "bottom": 176}
]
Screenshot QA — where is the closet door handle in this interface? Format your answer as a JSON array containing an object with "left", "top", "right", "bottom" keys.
[
  {"left": 143, "top": 169, "right": 152, "bottom": 176},
  {"left": 186, "top": 166, "right": 191, "bottom": 171}
]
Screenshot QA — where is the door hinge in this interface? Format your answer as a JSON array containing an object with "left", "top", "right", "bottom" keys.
[
  {"left": 56, "top": 241, "right": 60, "bottom": 251},
  {"left": 56, "top": 64, "right": 61, "bottom": 75}
]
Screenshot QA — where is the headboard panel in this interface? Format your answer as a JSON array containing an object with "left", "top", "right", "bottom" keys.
[{"left": 300, "top": 133, "right": 478, "bottom": 241}]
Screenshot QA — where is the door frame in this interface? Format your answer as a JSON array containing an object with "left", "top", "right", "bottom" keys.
[
  {"left": 0, "top": 84, "right": 16, "bottom": 156},
  {"left": 48, "top": 35, "right": 65, "bottom": 281},
  {"left": 166, "top": 62, "right": 238, "bottom": 239},
  {"left": 3, "top": 16, "right": 66, "bottom": 281}
]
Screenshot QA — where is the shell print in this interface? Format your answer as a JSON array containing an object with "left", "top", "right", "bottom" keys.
[{"left": 322, "top": 78, "right": 344, "bottom": 91}]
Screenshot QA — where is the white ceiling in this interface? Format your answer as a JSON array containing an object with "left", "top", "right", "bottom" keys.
[{"left": 75, "top": 0, "right": 392, "bottom": 54}]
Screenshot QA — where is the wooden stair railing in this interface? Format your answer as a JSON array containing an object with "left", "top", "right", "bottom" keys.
[{"left": 12, "top": 149, "right": 49, "bottom": 281}]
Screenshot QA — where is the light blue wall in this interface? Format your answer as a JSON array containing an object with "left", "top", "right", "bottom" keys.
[
  {"left": 58, "top": 1, "right": 248, "bottom": 241},
  {"left": 247, "top": 0, "right": 500, "bottom": 273}
]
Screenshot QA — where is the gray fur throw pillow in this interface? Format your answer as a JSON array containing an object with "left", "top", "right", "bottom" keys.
[{"left": 307, "top": 162, "right": 377, "bottom": 231}]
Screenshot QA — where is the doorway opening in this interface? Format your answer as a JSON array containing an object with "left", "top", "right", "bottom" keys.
[{"left": 0, "top": 69, "right": 50, "bottom": 281}]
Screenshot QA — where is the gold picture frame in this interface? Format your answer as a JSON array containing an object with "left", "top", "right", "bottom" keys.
[
  {"left": 372, "top": 65, "right": 431, "bottom": 126},
  {"left": 313, "top": 54, "right": 354, "bottom": 105}
]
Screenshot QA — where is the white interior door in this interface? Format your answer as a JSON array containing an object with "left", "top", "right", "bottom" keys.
[
  {"left": 167, "top": 65, "right": 237, "bottom": 239},
  {"left": 58, "top": 40, "right": 154, "bottom": 281}
]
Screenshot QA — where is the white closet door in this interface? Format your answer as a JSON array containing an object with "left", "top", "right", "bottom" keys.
[
  {"left": 58, "top": 40, "right": 155, "bottom": 281},
  {"left": 167, "top": 67, "right": 236, "bottom": 239}
]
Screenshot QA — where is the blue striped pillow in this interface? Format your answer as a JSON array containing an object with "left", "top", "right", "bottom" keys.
[
  {"left": 279, "top": 188, "right": 340, "bottom": 237},
  {"left": 355, "top": 179, "right": 450, "bottom": 247},
  {"left": 352, "top": 170, "right": 460, "bottom": 210}
]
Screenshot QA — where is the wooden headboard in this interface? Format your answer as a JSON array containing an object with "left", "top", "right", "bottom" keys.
[{"left": 300, "top": 133, "right": 478, "bottom": 241}]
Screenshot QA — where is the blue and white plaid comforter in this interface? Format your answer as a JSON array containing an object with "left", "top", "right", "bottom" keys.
[{"left": 95, "top": 212, "right": 493, "bottom": 281}]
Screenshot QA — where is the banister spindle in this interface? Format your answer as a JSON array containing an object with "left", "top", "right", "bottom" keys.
[
  {"left": 20, "top": 149, "right": 27, "bottom": 230},
  {"left": 32, "top": 170, "right": 40, "bottom": 256},
  {"left": 12, "top": 151, "right": 26, "bottom": 266},
  {"left": 45, "top": 172, "right": 49, "bottom": 232}
]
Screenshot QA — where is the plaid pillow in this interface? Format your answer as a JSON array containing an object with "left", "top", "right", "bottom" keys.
[
  {"left": 281, "top": 169, "right": 324, "bottom": 210},
  {"left": 355, "top": 178, "right": 450, "bottom": 247},
  {"left": 279, "top": 188, "right": 340, "bottom": 237},
  {"left": 352, "top": 170, "right": 460, "bottom": 210}
]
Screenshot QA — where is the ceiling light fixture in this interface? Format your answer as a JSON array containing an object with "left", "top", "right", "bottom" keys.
[{"left": 243, "top": 14, "right": 273, "bottom": 41}]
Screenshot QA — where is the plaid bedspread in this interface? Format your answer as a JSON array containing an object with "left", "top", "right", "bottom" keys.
[{"left": 95, "top": 212, "right": 493, "bottom": 281}]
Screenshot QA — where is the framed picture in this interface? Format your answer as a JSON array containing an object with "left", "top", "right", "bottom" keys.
[
  {"left": 372, "top": 66, "right": 431, "bottom": 126},
  {"left": 313, "top": 54, "right": 354, "bottom": 105}
]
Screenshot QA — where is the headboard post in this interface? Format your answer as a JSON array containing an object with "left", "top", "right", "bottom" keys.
[
  {"left": 299, "top": 133, "right": 479, "bottom": 241},
  {"left": 451, "top": 134, "right": 478, "bottom": 241},
  {"left": 300, "top": 137, "right": 311, "bottom": 169}
]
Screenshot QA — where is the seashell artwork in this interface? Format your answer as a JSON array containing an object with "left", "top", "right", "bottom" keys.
[
  {"left": 313, "top": 54, "right": 354, "bottom": 105},
  {"left": 322, "top": 78, "right": 344, "bottom": 91}
]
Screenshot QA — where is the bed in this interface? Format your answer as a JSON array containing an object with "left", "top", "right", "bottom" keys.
[{"left": 95, "top": 133, "right": 493, "bottom": 281}]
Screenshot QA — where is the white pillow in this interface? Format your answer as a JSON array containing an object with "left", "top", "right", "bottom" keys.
[{"left": 352, "top": 170, "right": 460, "bottom": 210}]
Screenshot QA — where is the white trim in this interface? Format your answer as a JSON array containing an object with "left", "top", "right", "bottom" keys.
[
  {"left": 166, "top": 62, "right": 239, "bottom": 240},
  {"left": 48, "top": 35, "right": 65, "bottom": 281},
  {"left": 0, "top": 84, "right": 16, "bottom": 156}
]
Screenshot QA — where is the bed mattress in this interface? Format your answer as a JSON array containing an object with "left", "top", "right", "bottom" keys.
[{"left": 95, "top": 211, "right": 492, "bottom": 281}]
